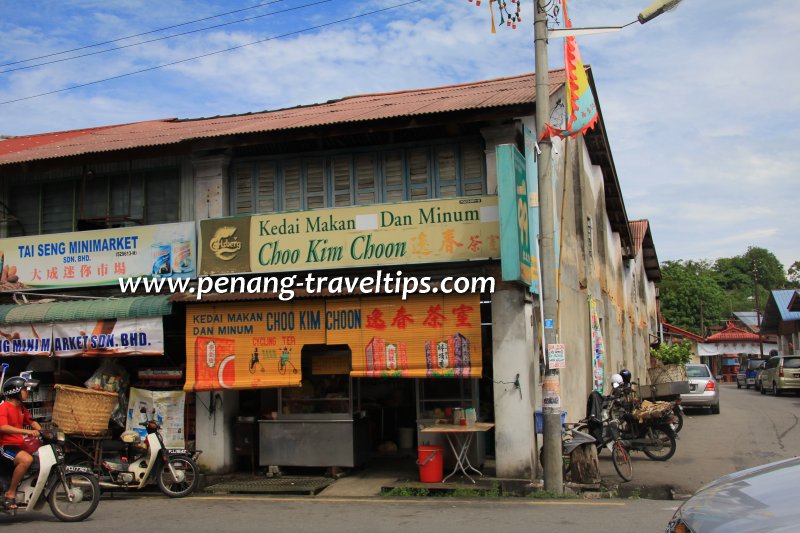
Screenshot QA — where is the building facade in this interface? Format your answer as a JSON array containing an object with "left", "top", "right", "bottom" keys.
[{"left": 0, "top": 70, "right": 661, "bottom": 478}]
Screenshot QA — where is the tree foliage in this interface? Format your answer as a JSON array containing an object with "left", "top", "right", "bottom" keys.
[{"left": 659, "top": 247, "right": 790, "bottom": 336}]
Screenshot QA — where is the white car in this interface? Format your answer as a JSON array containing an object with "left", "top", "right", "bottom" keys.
[{"left": 680, "top": 364, "right": 720, "bottom": 414}]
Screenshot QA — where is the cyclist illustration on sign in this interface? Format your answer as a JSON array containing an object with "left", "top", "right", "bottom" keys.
[
  {"left": 249, "top": 348, "right": 266, "bottom": 374},
  {"left": 278, "top": 346, "right": 298, "bottom": 375}
]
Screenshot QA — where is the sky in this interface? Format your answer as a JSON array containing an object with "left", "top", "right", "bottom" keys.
[{"left": 0, "top": 0, "right": 797, "bottom": 271}]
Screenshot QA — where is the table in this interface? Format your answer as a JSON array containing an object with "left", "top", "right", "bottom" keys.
[{"left": 420, "top": 422, "right": 494, "bottom": 483}]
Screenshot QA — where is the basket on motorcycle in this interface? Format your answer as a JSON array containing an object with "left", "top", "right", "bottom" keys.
[
  {"left": 52, "top": 384, "right": 117, "bottom": 436},
  {"left": 631, "top": 400, "right": 674, "bottom": 423}
]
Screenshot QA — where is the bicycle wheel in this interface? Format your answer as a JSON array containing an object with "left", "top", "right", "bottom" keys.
[{"left": 611, "top": 441, "right": 632, "bottom": 482}]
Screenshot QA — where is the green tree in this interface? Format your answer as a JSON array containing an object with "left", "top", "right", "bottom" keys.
[
  {"left": 713, "top": 247, "right": 786, "bottom": 316},
  {"left": 788, "top": 261, "right": 800, "bottom": 288},
  {"left": 659, "top": 260, "right": 727, "bottom": 335}
]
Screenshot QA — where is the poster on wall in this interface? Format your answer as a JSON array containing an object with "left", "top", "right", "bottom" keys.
[
  {"left": 589, "top": 297, "right": 605, "bottom": 393},
  {"left": 184, "top": 293, "right": 483, "bottom": 391},
  {"left": 126, "top": 387, "right": 186, "bottom": 447},
  {"left": 0, "top": 222, "right": 196, "bottom": 292}
]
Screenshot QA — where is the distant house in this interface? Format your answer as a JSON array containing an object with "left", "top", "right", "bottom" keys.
[
  {"left": 698, "top": 322, "right": 778, "bottom": 382},
  {"left": 762, "top": 289, "right": 800, "bottom": 355}
]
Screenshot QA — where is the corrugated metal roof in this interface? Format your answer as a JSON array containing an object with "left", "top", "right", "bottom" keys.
[
  {"left": 0, "top": 71, "right": 565, "bottom": 166},
  {"left": 0, "top": 295, "right": 171, "bottom": 325},
  {"left": 761, "top": 289, "right": 800, "bottom": 333},
  {"left": 628, "top": 219, "right": 661, "bottom": 282},
  {"left": 661, "top": 322, "right": 704, "bottom": 343}
]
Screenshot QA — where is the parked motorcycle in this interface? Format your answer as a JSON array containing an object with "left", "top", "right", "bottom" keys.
[
  {"left": 607, "top": 389, "right": 678, "bottom": 461},
  {"left": 67, "top": 420, "right": 199, "bottom": 498},
  {"left": 0, "top": 430, "right": 100, "bottom": 522}
]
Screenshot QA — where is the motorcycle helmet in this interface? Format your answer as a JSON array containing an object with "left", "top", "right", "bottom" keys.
[
  {"left": 620, "top": 368, "right": 632, "bottom": 384},
  {"left": 611, "top": 374, "right": 624, "bottom": 389},
  {"left": 2, "top": 376, "right": 39, "bottom": 400}
]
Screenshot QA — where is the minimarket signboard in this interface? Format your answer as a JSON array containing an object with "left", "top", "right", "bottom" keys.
[
  {"left": 0, "top": 222, "right": 196, "bottom": 292},
  {"left": 198, "top": 196, "right": 500, "bottom": 275},
  {"left": 184, "top": 293, "right": 482, "bottom": 391}
]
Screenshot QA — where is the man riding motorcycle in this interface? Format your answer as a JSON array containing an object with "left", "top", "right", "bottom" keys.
[{"left": 0, "top": 376, "right": 42, "bottom": 511}]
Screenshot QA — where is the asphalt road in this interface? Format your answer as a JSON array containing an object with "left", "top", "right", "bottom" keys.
[
  {"left": 597, "top": 382, "right": 800, "bottom": 494},
  {"left": 1, "top": 493, "right": 680, "bottom": 533}
]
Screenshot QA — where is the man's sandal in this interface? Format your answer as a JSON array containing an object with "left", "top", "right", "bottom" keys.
[{"left": 2, "top": 496, "right": 17, "bottom": 510}]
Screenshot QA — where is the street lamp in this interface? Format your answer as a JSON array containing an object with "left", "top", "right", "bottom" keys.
[
  {"left": 535, "top": 0, "right": 683, "bottom": 494},
  {"left": 548, "top": 0, "right": 684, "bottom": 38}
]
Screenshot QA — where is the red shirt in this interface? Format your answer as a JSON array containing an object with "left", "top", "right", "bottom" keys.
[{"left": 0, "top": 400, "right": 33, "bottom": 447}]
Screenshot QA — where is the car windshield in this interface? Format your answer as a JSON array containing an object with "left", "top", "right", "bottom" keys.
[
  {"left": 783, "top": 358, "right": 800, "bottom": 369},
  {"left": 687, "top": 365, "right": 710, "bottom": 378}
]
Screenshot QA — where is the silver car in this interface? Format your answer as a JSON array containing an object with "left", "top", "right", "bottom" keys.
[
  {"left": 680, "top": 364, "right": 720, "bottom": 414},
  {"left": 666, "top": 457, "right": 800, "bottom": 532}
]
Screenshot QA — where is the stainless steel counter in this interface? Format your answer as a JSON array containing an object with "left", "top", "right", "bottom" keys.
[{"left": 259, "top": 415, "right": 370, "bottom": 468}]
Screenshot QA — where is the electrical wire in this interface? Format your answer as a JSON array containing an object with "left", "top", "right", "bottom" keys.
[
  {"left": 0, "top": 0, "right": 286, "bottom": 69},
  {"left": 0, "top": 0, "right": 334, "bottom": 75},
  {"left": 0, "top": 0, "right": 422, "bottom": 106}
]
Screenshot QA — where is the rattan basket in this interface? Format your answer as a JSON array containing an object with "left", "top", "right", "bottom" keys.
[{"left": 52, "top": 384, "right": 117, "bottom": 436}]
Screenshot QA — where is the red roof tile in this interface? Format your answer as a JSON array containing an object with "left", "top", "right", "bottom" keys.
[
  {"left": 0, "top": 71, "right": 566, "bottom": 166},
  {"left": 705, "top": 322, "right": 761, "bottom": 342}
]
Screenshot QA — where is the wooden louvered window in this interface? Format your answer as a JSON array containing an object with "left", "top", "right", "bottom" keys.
[
  {"left": 435, "top": 145, "right": 458, "bottom": 198},
  {"left": 383, "top": 151, "right": 404, "bottom": 202},
  {"left": 407, "top": 147, "right": 430, "bottom": 200},
  {"left": 354, "top": 153, "right": 377, "bottom": 205},
  {"left": 256, "top": 163, "right": 276, "bottom": 213},
  {"left": 332, "top": 156, "right": 353, "bottom": 207},
  {"left": 305, "top": 159, "right": 326, "bottom": 209},
  {"left": 461, "top": 142, "right": 485, "bottom": 196},
  {"left": 234, "top": 164, "right": 253, "bottom": 215},
  {"left": 282, "top": 160, "right": 302, "bottom": 211}
]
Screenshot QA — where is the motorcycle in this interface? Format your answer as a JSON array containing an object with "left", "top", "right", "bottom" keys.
[
  {"left": 67, "top": 420, "right": 199, "bottom": 498},
  {"left": 607, "top": 389, "right": 678, "bottom": 461},
  {"left": 0, "top": 430, "right": 101, "bottom": 522}
]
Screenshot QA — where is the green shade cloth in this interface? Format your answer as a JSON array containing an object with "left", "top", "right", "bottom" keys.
[{"left": 0, "top": 295, "right": 171, "bottom": 325}]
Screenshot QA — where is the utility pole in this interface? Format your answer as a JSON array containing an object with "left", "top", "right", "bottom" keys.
[
  {"left": 534, "top": 0, "right": 562, "bottom": 494},
  {"left": 752, "top": 261, "right": 764, "bottom": 357}
]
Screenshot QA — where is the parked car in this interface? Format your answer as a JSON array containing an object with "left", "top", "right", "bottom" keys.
[
  {"left": 736, "top": 358, "right": 768, "bottom": 389},
  {"left": 754, "top": 361, "right": 767, "bottom": 391},
  {"left": 758, "top": 355, "right": 800, "bottom": 396},
  {"left": 666, "top": 456, "right": 800, "bottom": 532},
  {"left": 681, "top": 364, "right": 720, "bottom": 414}
]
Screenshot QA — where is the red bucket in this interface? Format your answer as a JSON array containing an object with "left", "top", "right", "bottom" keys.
[{"left": 417, "top": 445, "right": 443, "bottom": 483}]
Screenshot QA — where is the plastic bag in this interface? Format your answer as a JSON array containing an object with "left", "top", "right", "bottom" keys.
[{"left": 85, "top": 359, "right": 129, "bottom": 428}]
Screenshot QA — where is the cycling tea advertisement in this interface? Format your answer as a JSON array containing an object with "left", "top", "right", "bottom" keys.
[
  {"left": 184, "top": 293, "right": 482, "bottom": 391},
  {"left": 0, "top": 222, "right": 196, "bottom": 292},
  {"left": 0, "top": 317, "right": 164, "bottom": 357}
]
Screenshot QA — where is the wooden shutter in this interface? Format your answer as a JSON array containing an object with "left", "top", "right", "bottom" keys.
[
  {"left": 282, "top": 160, "right": 302, "bottom": 211},
  {"left": 8, "top": 184, "right": 40, "bottom": 237},
  {"left": 256, "top": 162, "right": 276, "bottom": 213},
  {"left": 461, "top": 142, "right": 485, "bottom": 196},
  {"left": 234, "top": 164, "right": 253, "bottom": 215},
  {"left": 332, "top": 156, "right": 353, "bottom": 207},
  {"left": 435, "top": 145, "right": 457, "bottom": 198},
  {"left": 305, "top": 158, "right": 326, "bottom": 209},
  {"left": 354, "top": 153, "right": 377, "bottom": 205},
  {"left": 383, "top": 151, "right": 404, "bottom": 202},
  {"left": 408, "top": 147, "right": 430, "bottom": 200},
  {"left": 42, "top": 181, "right": 74, "bottom": 234}
]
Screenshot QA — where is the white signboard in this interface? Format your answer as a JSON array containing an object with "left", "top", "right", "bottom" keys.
[
  {"left": 0, "top": 222, "right": 195, "bottom": 292},
  {"left": 548, "top": 343, "right": 566, "bottom": 369},
  {"left": 0, "top": 317, "right": 164, "bottom": 357}
]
